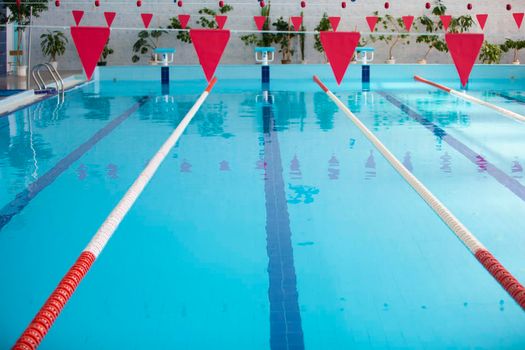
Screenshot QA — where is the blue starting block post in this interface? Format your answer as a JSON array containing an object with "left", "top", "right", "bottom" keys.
[
  {"left": 154, "top": 48, "right": 176, "bottom": 88},
  {"left": 355, "top": 47, "right": 374, "bottom": 91},
  {"left": 255, "top": 47, "right": 275, "bottom": 85}
]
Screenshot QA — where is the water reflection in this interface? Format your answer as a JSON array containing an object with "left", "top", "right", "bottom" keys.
[
  {"left": 511, "top": 159, "right": 523, "bottom": 179},
  {"left": 194, "top": 101, "right": 234, "bottom": 138},
  {"left": 365, "top": 150, "right": 376, "bottom": 180},
  {"left": 403, "top": 152, "right": 413, "bottom": 172},
  {"left": 328, "top": 154, "right": 340, "bottom": 180},
  {"left": 287, "top": 184, "right": 320, "bottom": 204},
  {"left": 314, "top": 92, "right": 336, "bottom": 131},
  {"left": 289, "top": 155, "right": 302, "bottom": 180},
  {"left": 440, "top": 152, "right": 452, "bottom": 174}
]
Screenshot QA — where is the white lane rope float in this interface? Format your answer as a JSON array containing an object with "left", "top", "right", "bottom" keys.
[
  {"left": 13, "top": 77, "right": 218, "bottom": 350},
  {"left": 313, "top": 75, "right": 525, "bottom": 311},
  {"left": 414, "top": 75, "right": 525, "bottom": 124}
]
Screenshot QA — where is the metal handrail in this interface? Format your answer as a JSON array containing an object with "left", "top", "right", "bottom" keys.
[{"left": 30, "top": 63, "right": 65, "bottom": 96}]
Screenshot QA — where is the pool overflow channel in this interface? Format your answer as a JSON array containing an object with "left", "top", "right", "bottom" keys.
[{"left": 313, "top": 75, "right": 525, "bottom": 312}]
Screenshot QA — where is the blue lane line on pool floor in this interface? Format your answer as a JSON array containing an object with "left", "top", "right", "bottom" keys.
[
  {"left": 491, "top": 91, "right": 525, "bottom": 105},
  {"left": 0, "top": 96, "right": 150, "bottom": 232},
  {"left": 378, "top": 92, "right": 525, "bottom": 202},
  {"left": 262, "top": 101, "right": 305, "bottom": 350}
]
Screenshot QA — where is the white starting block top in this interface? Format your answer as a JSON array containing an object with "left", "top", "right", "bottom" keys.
[
  {"left": 153, "top": 48, "right": 176, "bottom": 66},
  {"left": 355, "top": 47, "right": 374, "bottom": 65},
  {"left": 255, "top": 47, "right": 275, "bottom": 66}
]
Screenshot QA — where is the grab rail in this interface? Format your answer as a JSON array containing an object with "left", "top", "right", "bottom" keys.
[{"left": 31, "top": 63, "right": 65, "bottom": 100}]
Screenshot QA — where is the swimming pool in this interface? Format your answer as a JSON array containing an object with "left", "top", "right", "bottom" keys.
[{"left": 1, "top": 65, "right": 525, "bottom": 349}]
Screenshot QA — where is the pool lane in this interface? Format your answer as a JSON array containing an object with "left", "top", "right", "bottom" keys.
[
  {"left": 261, "top": 99, "right": 305, "bottom": 349},
  {"left": 0, "top": 96, "right": 149, "bottom": 231},
  {"left": 378, "top": 91, "right": 525, "bottom": 202}
]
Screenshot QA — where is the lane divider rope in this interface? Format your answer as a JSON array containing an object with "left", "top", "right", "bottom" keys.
[
  {"left": 313, "top": 75, "right": 525, "bottom": 311},
  {"left": 13, "top": 77, "right": 218, "bottom": 350},
  {"left": 414, "top": 75, "right": 525, "bottom": 123}
]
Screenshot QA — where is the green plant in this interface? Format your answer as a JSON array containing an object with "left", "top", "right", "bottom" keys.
[
  {"left": 415, "top": 0, "right": 448, "bottom": 61},
  {"left": 99, "top": 39, "right": 114, "bottom": 64},
  {"left": 272, "top": 16, "right": 295, "bottom": 63},
  {"left": 480, "top": 41, "right": 503, "bottom": 64},
  {"left": 501, "top": 38, "right": 525, "bottom": 63},
  {"left": 131, "top": 29, "right": 167, "bottom": 63},
  {"left": 196, "top": 5, "right": 233, "bottom": 29},
  {"left": 314, "top": 13, "right": 330, "bottom": 57},
  {"left": 40, "top": 30, "right": 67, "bottom": 62},
  {"left": 168, "top": 17, "right": 192, "bottom": 43},
  {"left": 369, "top": 12, "right": 411, "bottom": 61},
  {"left": 2, "top": 0, "right": 49, "bottom": 66},
  {"left": 240, "top": 4, "right": 273, "bottom": 48}
]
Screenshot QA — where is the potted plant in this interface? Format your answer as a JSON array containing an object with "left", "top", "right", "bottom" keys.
[
  {"left": 3, "top": 0, "right": 49, "bottom": 76},
  {"left": 272, "top": 16, "right": 295, "bottom": 64},
  {"left": 240, "top": 4, "right": 273, "bottom": 48},
  {"left": 501, "top": 38, "right": 525, "bottom": 64},
  {"left": 168, "top": 17, "right": 192, "bottom": 44},
  {"left": 196, "top": 4, "right": 234, "bottom": 28},
  {"left": 40, "top": 30, "right": 67, "bottom": 69},
  {"left": 131, "top": 29, "right": 167, "bottom": 64},
  {"left": 480, "top": 41, "right": 503, "bottom": 64},
  {"left": 369, "top": 11, "right": 410, "bottom": 64},
  {"left": 314, "top": 13, "right": 330, "bottom": 62},
  {"left": 97, "top": 39, "right": 114, "bottom": 66},
  {"left": 415, "top": 1, "right": 474, "bottom": 64}
]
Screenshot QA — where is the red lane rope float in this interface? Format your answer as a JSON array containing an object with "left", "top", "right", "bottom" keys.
[
  {"left": 313, "top": 74, "right": 525, "bottom": 311},
  {"left": 13, "top": 77, "right": 218, "bottom": 350},
  {"left": 414, "top": 75, "right": 525, "bottom": 123}
]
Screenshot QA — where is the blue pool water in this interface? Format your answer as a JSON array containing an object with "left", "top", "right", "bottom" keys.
[{"left": 0, "top": 68, "right": 525, "bottom": 349}]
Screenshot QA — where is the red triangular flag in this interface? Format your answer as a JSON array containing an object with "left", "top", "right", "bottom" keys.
[
  {"left": 215, "top": 15, "right": 227, "bottom": 29},
  {"left": 440, "top": 15, "right": 451, "bottom": 31},
  {"left": 445, "top": 33, "right": 484, "bottom": 88},
  {"left": 329, "top": 16, "right": 341, "bottom": 32},
  {"left": 476, "top": 14, "right": 488, "bottom": 30},
  {"left": 190, "top": 29, "right": 230, "bottom": 82},
  {"left": 402, "top": 16, "right": 414, "bottom": 32},
  {"left": 104, "top": 12, "right": 116, "bottom": 27},
  {"left": 290, "top": 16, "right": 303, "bottom": 31},
  {"left": 254, "top": 16, "right": 267, "bottom": 31},
  {"left": 72, "top": 10, "right": 84, "bottom": 26},
  {"left": 320, "top": 31, "right": 361, "bottom": 85},
  {"left": 513, "top": 13, "right": 524, "bottom": 29},
  {"left": 178, "top": 14, "right": 190, "bottom": 29},
  {"left": 366, "top": 16, "right": 378, "bottom": 32},
  {"left": 70, "top": 26, "right": 110, "bottom": 80},
  {"left": 141, "top": 13, "right": 153, "bottom": 29}
]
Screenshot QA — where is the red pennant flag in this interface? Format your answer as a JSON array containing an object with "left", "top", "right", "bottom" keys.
[
  {"left": 445, "top": 33, "right": 484, "bottom": 88},
  {"left": 476, "top": 14, "right": 488, "bottom": 30},
  {"left": 290, "top": 16, "right": 303, "bottom": 31},
  {"left": 190, "top": 29, "right": 230, "bottom": 82},
  {"left": 254, "top": 16, "right": 267, "bottom": 31},
  {"left": 71, "top": 26, "right": 110, "bottom": 80},
  {"left": 215, "top": 15, "right": 227, "bottom": 29},
  {"left": 402, "top": 16, "right": 414, "bottom": 32},
  {"left": 178, "top": 14, "right": 190, "bottom": 29},
  {"left": 440, "top": 15, "right": 451, "bottom": 31},
  {"left": 320, "top": 31, "right": 361, "bottom": 85},
  {"left": 104, "top": 12, "right": 116, "bottom": 27},
  {"left": 72, "top": 10, "right": 84, "bottom": 26},
  {"left": 366, "top": 16, "right": 378, "bottom": 32},
  {"left": 513, "top": 13, "right": 524, "bottom": 29},
  {"left": 141, "top": 13, "right": 153, "bottom": 29},
  {"left": 328, "top": 16, "right": 341, "bottom": 32}
]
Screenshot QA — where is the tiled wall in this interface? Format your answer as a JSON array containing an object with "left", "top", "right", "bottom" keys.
[{"left": 0, "top": 7, "right": 6, "bottom": 74}]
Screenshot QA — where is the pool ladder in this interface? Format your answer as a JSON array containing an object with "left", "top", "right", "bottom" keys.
[{"left": 31, "top": 63, "right": 65, "bottom": 101}]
